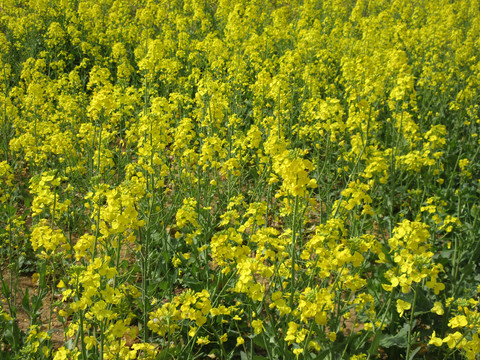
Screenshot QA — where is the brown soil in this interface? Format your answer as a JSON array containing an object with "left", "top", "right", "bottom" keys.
[{"left": 0, "top": 270, "right": 66, "bottom": 349}]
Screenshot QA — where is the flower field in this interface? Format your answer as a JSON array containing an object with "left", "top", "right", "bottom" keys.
[{"left": 1, "top": 0, "right": 480, "bottom": 358}]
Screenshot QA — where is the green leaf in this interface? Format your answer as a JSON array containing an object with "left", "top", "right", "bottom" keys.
[
  {"left": 368, "top": 332, "right": 382, "bottom": 355},
  {"left": 21, "top": 288, "right": 31, "bottom": 315},
  {"left": 439, "top": 250, "right": 453, "bottom": 259},
  {"left": 159, "top": 280, "right": 169, "bottom": 290},
  {"left": 4, "top": 320, "right": 22, "bottom": 351},
  {"left": 156, "top": 346, "right": 176, "bottom": 360},
  {"left": 1, "top": 278, "right": 10, "bottom": 298},
  {"left": 38, "top": 261, "right": 47, "bottom": 288},
  {"left": 251, "top": 334, "right": 266, "bottom": 350},
  {"left": 408, "top": 346, "right": 422, "bottom": 360},
  {"left": 379, "top": 324, "right": 409, "bottom": 349}
]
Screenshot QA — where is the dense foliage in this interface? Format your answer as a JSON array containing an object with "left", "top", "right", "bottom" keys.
[{"left": 0, "top": 0, "right": 480, "bottom": 359}]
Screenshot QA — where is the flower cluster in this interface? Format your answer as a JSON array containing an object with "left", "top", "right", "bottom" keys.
[{"left": 0, "top": 0, "right": 479, "bottom": 359}]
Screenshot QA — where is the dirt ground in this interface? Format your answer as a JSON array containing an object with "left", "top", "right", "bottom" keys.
[{"left": 1, "top": 270, "right": 65, "bottom": 349}]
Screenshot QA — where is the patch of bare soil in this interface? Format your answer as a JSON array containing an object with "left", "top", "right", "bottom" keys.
[{"left": 1, "top": 270, "right": 66, "bottom": 350}]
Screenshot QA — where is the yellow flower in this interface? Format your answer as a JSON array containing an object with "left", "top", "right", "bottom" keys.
[
  {"left": 431, "top": 302, "right": 444, "bottom": 315},
  {"left": 196, "top": 336, "right": 210, "bottom": 345},
  {"left": 251, "top": 319, "right": 263, "bottom": 334},
  {"left": 443, "top": 331, "right": 463, "bottom": 349},
  {"left": 328, "top": 332, "right": 337, "bottom": 342},
  {"left": 396, "top": 299, "right": 411, "bottom": 317},
  {"left": 308, "top": 340, "right": 321, "bottom": 351},
  {"left": 293, "top": 348, "right": 304, "bottom": 358},
  {"left": 349, "top": 355, "right": 367, "bottom": 360},
  {"left": 285, "top": 321, "right": 299, "bottom": 343},
  {"left": 236, "top": 336, "right": 245, "bottom": 346},
  {"left": 53, "top": 347, "right": 68, "bottom": 360},
  {"left": 220, "top": 333, "right": 228, "bottom": 343},
  {"left": 84, "top": 336, "right": 96, "bottom": 350},
  {"left": 429, "top": 331, "right": 443, "bottom": 347},
  {"left": 448, "top": 315, "right": 468, "bottom": 328}
]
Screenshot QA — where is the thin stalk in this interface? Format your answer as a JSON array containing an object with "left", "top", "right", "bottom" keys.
[
  {"left": 79, "top": 309, "right": 88, "bottom": 360},
  {"left": 97, "top": 122, "right": 103, "bottom": 178},
  {"left": 7, "top": 215, "right": 16, "bottom": 308},
  {"left": 210, "top": 325, "right": 228, "bottom": 359},
  {"left": 114, "top": 233, "right": 122, "bottom": 283},
  {"left": 99, "top": 318, "right": 107, "bottom": 360},
  {"left": 289, "top": 195, "right": 299, "bottom": 309},
  {"left": 2, "top": 65, "right": 8, "bottom": 161},
  {"left": 51, "top": 190, "right": 57, "bottom": 228},
  {"left": 365, "top": 291, "right": 394, "bottom": 360},
  {"left": 48, "top": 259, "right": 56, "bottom": 331},
  {"left": 92, "top": 199, "right": 101, "bottom": 260},
  {"left": 405, "top": 285, "right": 419, "bottom": 359},
  {"left": 141, "top": 226, "right": 149, "bottom": 342},
  {"left": 332, "top": 141, "right": 367, "bottom": 218}
]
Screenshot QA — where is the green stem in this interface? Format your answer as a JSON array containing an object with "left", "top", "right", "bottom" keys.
[
  {"left": 333, "top": 141, "right": 367, "bottom": 218},
  {"left": 48, "top": 259, "right": 55, "bottom": 330},
  {"left": 141, "top": 226, "right": 149, "bottom": 342},
  {"left": 406, "top": 285, "right": 419, "bottom": 359},
  {"left": 365, "top": 291, "right": 394, "bottom": 360},
  {"left": 92, "top": 200, "right": 101, "bottom": 260},
  {"left": 289, "top": 195, "right": 299, "bottom": 309},
  {"left": 97, "top": 122, "right": 103, "bottom": 179},
  {"left": 79, "top": 309, "right": 88, "bottom": 360},
  {"left": 99, "top": 318, "right": 107, "bottom": 360}
]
